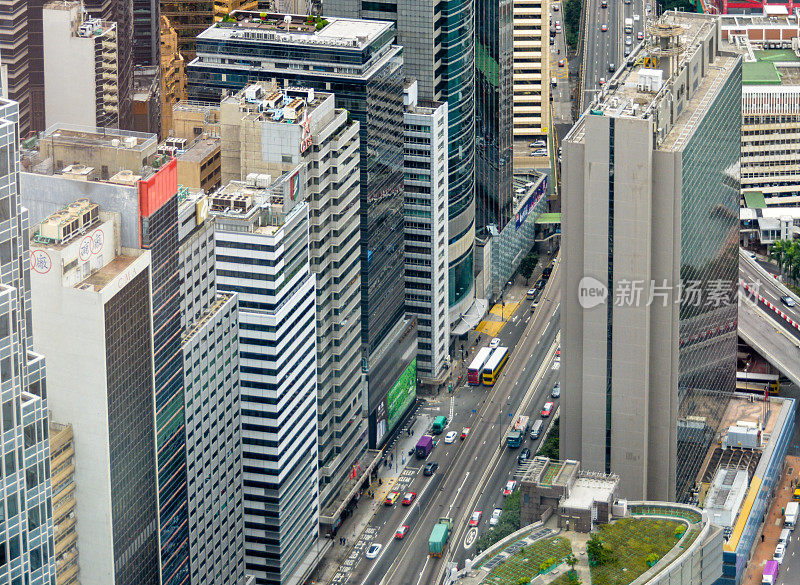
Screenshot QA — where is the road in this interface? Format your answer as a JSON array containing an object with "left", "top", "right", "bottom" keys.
[
  {"left": 334, "top": 260, "right": 563, "bottom": 585},
  {"left": 580, "top": 0, "right": 649, "bottom": 111},
  {"left": 738, "top": 250, "right": 800, "bottom": 386}
]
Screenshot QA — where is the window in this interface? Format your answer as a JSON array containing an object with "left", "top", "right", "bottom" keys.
[
  {"left": 6, "top": 492, "right": 17, "bottom": 519},
  {"left": 30, "top": 547, "right": 41, "bottom": 571},
  {"left": 28, "top": 506, "right": 39, "bottom": 532},
  {"left": 1, "top": 400, "right": 11, "bottom": 431},
  {"left": 1, "top": 357, "right": 10, "bottom": 383},
  {"left": 26, "top": 467, "right": 36, "bottom": 490},
  {"left": 8, "top": 535, "right": 18, "bottom": 560},
  {"left": 24, "top": 424, "right": 35, "bottom": 449},
  {"left": 4, "top": 451, "right": 14, "bottom": 476}
]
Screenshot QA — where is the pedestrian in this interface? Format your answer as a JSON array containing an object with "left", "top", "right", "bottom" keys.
[{"left": 762, "top": 534, "right": 765, "bottom": 543}]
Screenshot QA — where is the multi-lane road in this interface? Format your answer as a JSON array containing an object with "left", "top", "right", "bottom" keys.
[
  {"left": 580, "top": 0, "right": 649, "bottom": 111},
  {"left": 331, "top": 261, "right": 564, "bottom": 585}
]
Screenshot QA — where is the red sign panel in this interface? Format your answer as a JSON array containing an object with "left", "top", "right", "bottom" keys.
[{"left": 138, "top": 158, "right": 177, "bottom": 219}]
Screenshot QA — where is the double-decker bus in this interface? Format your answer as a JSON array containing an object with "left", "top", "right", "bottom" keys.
[
  {"left": 482, "top": 347, "right": 509, "bottom": 386},
  {"left": 736, "top": 371, "right": 780, "bottom": 395},
  {"left": 467, "top": 347, "right": 494, "bottom": 385}
]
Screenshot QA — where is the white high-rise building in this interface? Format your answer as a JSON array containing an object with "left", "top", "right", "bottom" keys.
[
  {"left": 403, "top": 80, "right": 450, "bottom": 381},
  {"left": 211, "top": 170, "right": 319, "bottom": 585},
  {"left": 178, "top": 190, "right": 245, "bottom": 585},
  {"left": 219, "top": 84, "right": 370, "bottom": 524},
  {"left": 29, "top": 200, "right": 159, "bottom": 584},
  {"left": 43, "top": 1, "right": 120, "bottom": 128}
]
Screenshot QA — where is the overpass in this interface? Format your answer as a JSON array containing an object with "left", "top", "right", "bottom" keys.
[{"left": 738, "top": 249, "right": 800, "bottom": 387}]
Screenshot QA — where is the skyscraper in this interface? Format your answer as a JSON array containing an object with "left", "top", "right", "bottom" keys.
[
  {"left": 211, "top": 172, "right": 320, "bottom": 585},
  {"left": 0, "top": 1, "right": 33, "bottom": 134},
  {"left": 133, "top": 0, "right": 160, "bottom": 66},
  {"left": 322, "top": 0, "right": 477, "bottom": 317},
  {"left": 188, "top": 13, "right": 405, "bottom": 353},
  {"left": 43, "top": 2, "right": 120, "bottom": 129},
  {"left": 81, "top": 0, "right": 134, "bottom": 129},
  {"left": 0, "top": 96, "right": 57, "bottom": 585},
  {"left": 160, "top": 0, "right": 257, "bottom": 60},
  {"left": 475, "top": 0, "right": 513, "bottom": 234},
  {"left": 189, "top": 13, "right": 412, "bottom": 452},
  {"left": 20, "top": 129, "right": 190, "bottom": 585},
  {"left": 218, "top": 85, "right": 367, "bottom": 519},
  {"left": 561, "top": 12, "right": 741, "bottom": 501},
  {"left": 403, "top": 81, "right": 451, "bottom": 380},
  {"left": 178, "top": 190, "right": 244, "bottom": 585},
  {"left": 29, "top": 201, "right": 160, "bottom": 585}
]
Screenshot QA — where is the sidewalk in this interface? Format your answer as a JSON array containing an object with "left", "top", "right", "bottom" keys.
[
  {"left": 741, "top": 455, "right": 800, "bottom": 585},
  {"left": 308, "top": 410, "right": 437, "bottom": 584}
]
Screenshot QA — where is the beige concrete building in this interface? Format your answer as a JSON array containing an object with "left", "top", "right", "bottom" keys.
[
  {"left": 513, "top": 0, "right": 551, "bottom": 166},
  {"left": 220, "top": 83, "right": 367, "bottom": 518},
  {"left": 43, "top": 2, "right": 120, "bottom": 129},
  {"left": 160, "top": 15, "right": 187, "bottom": 136},
  {"left": 168, "top": 137, "right": 222, "bottom": 193},
  {"left": 51, "top": 422, "right": 79, "bottom": 585},
  {"left": 171, "top": 100, "right": 220, "bottom": 141},
  {"left": 561, "top": 13, "right": 741, "bottom": 501},
  {"left": 36, "top": 125, "right": 158, "bottom": 180}
]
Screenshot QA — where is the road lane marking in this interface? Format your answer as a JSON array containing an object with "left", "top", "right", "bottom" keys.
[{"left": 464, "top": 527, "right": 479, "bottom": 550}]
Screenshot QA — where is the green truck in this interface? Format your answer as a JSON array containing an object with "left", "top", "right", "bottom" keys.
[
  {"left": 431, "top": 415, "right": 448, "bottom": 435},
  {"left": 428, "top": 517, "right": 454, "bottom": 557},
  {"left": 507, "top": 415, "right": 530, "bottom": 448}
]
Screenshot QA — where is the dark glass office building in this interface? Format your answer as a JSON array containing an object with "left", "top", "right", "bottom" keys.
[
  {"left": 322, "top": 0, "right": 477, "bottom": 312},
  {"left": 133, "top": 0, "right": 160, "bottom": 66},
  {"left": 188, "top": 12, "right": 406, "bottom": 355},
  {"left": 138, "top": 162, "right": 190, "bottom": 585},
  {"left": 475, "top": 0, "right": 514, "bottom": 234}
]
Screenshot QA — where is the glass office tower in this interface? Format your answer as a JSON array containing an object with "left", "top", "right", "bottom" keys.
[
  {"left": 188, "top": 12, "right": 405, "bottom": 353},
  {"left": 475, "top": 0, "right": 514, "bottom": 234},
  {"left": 322, "top": 0, "right": 477, "bottom": 313},
  {"left": 0, "top": 97, "right": 57, "bottom": 585}
]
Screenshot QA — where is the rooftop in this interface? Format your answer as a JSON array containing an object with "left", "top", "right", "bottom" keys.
[
  {"left": 720, "top": 13, "right": 800, "bottom": 28},
  {"left": 201, "top": 11, "right": 392, "bottom": 49},
  {"left": 742, "top": 50, "right": 800, "bottom": 85},
  {"left": 470, "top": 504, "right": 711, "bottom": 585},
  {"left": 40, "top": 124, "right": 157, "bottom": 152},
  {"left": 223, "top": 83, "right": 332, "bottom": 126},
  {"left": 177, "top": 138, "right": 220, "bottom": 163},
  {"left": 561, "top": 476, "right": 618, "bottom": 510},
  {"left": 77, "top": 254, "right": 138, "bottom": 291},
  {"left": 569, "top": 12, "right": 738, "bottom": 152}
]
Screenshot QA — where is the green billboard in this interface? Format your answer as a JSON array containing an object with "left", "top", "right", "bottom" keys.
[{"left": 386, "top": 358, "right": 417, "bottom": 433}]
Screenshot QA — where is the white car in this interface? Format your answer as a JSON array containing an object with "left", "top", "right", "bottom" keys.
[
  {"left": 490, "top": 508, "right": 503, "bottom": 526},
  {"left": 625, "top": 36, "right": 633, "bottom": 46},
  {"left": 444, "top": 431, "right": 458, "bottom": 444},
  {"left": 531, "top": 149, "right": 548, "bottom": 157},
  {"left": 529, "top": 140, "right": 546, "bottom": 149},
  {"left": 365, "top": 543, "right": 382, "bottom": 559},
  {"left": 774, "top": 542, "right": 786, "bottom": 564},
  {"left": 490, "top": 337, "right": 502, "bottom": 349},
  {"left": 552, "top": 356, "right": 561, "bottom": 370}
]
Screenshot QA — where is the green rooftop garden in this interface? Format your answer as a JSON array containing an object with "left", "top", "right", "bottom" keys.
[
  {"left": 478, "top": 517, "right": 690, "bottom": 585},
  {"left": 481, "top": 536, "right": 573, "bottom": 585},
  {"left": 589, "top": 518, "right": 683, "bottom": 585}
]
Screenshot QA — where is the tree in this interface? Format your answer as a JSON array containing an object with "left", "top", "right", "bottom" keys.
[
  {"left": 563, "top": 0, "right": 582, "bottom": 51},
  {"left": 586, "top": 534, "right": 615, "bottom": 566},
  {"left": 565, "top": 554, "right": 578, "bottom": 573},
  {"left": 770, "top": 240, "right": 788, "bottom": 278},
  {"left": 519, "top": 254, "right": 538, "bottom": 282}
]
